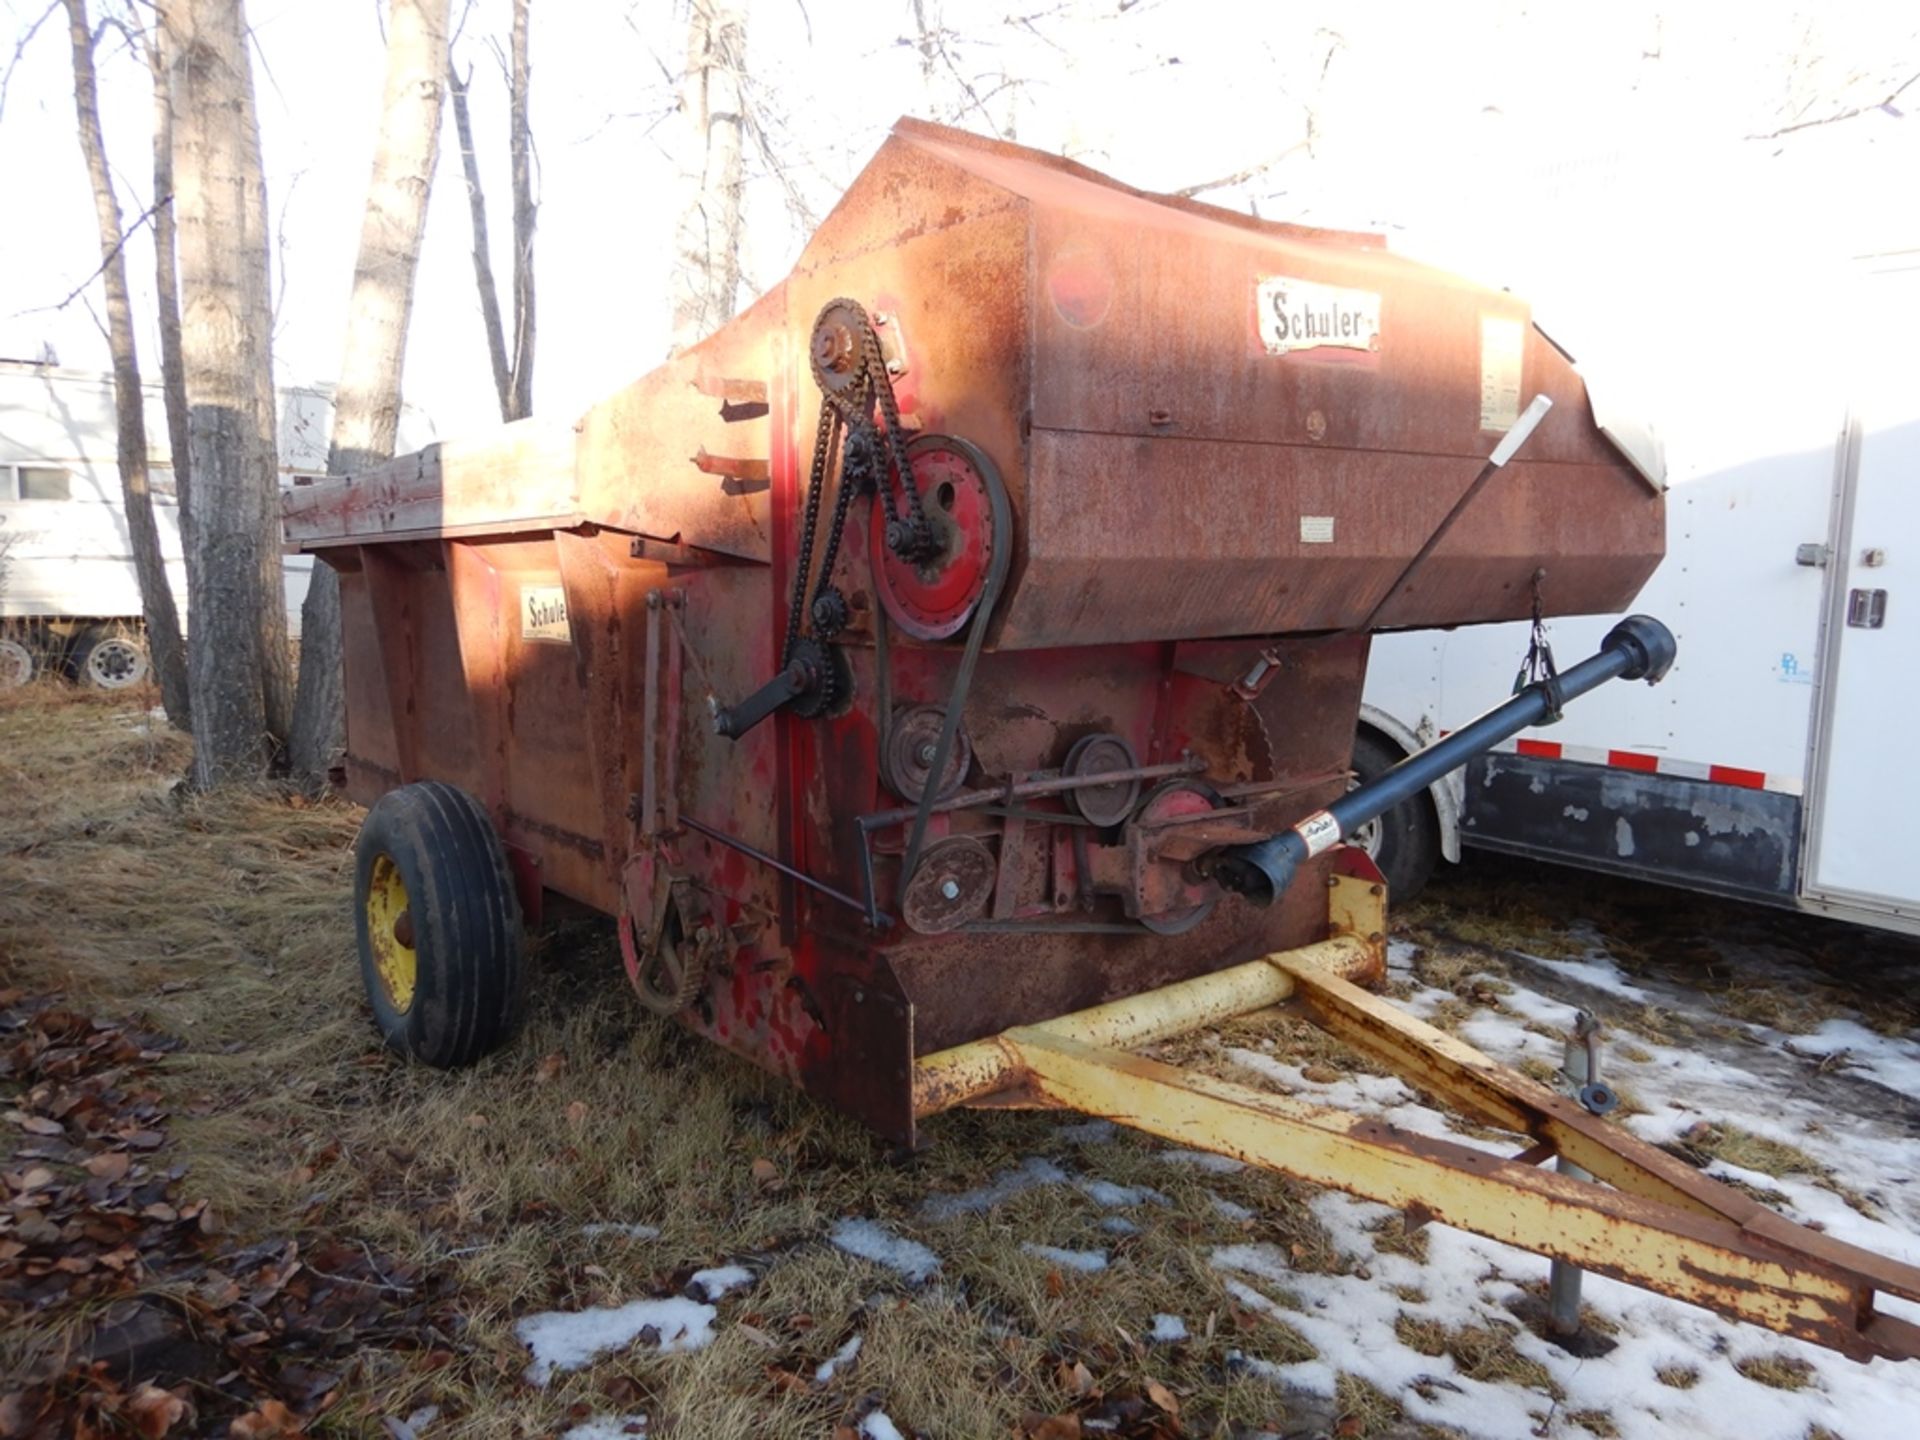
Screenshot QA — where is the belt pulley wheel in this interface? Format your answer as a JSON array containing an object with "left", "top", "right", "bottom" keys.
[
  {"left": 885, "top": 704, "right": 973, "bottom": 802},
  {"left": 901, "top": 835, "right": 996, "bottom": 934},
  {"left": 1063, "top": 732, "right": 1143, "bottom": 827},
  {"left": 1135, "top": 779, "right": 1225, "bottom": 936},
  {"left": 872, "top": 435, "right": 1001, "bottom": 641}
]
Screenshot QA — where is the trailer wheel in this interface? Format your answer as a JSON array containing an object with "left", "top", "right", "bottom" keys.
[
  {"left": 1350, "top": 731, "right": 1439, "bottom": 902},
  {"left": 0, "top": 634, "right": 37, "bottom": 688},
  {"left": 72, "top": 625, "right": 150, "bottom": 690},
  {"left": 353, "top": 781, "right": 524, "bottom": 1068}
]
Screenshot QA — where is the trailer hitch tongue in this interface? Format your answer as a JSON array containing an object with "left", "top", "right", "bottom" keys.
[{"left": 1209, "top": 614, "right": 1677, "bottom": 905}]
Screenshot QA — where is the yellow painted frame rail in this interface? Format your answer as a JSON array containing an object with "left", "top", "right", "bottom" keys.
[{"left": 912, "top": 875, "right": 1920, "bottom": 1364}]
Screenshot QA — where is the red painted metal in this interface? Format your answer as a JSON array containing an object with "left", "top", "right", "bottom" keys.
[{"left": 285, "top": 120, "right": 1665, "bottom": 1144}]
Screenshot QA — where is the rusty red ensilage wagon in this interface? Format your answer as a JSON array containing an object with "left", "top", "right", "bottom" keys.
[{"left": 285, "top": 120, "right": 1920, "bottom": 1362}]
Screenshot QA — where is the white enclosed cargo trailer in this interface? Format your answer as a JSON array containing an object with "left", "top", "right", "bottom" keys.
[
  {"left": 1359, "top": 253, "right": 1920, "bottom": 935},
  {"left": 0, "top": 361, "right": 434, "bottom": 689}
]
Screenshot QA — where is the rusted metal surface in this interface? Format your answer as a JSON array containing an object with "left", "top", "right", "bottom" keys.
[
  {"left": 298, "top": 119, "right": 1657, "bottom": 1173},
  {"left": 276, "top": 121, "right": 1920, "bottom": 1363},
  {"left": 996, "top": 1028, "right": 1914, "bottom": 1361},
  {"left": 906, "top": 899, "right": 1920, "bottom": 1362}
]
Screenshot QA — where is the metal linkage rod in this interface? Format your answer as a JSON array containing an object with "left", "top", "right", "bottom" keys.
[{"left": 1212, "top": 614, "right": 1677, "bottom": 904}]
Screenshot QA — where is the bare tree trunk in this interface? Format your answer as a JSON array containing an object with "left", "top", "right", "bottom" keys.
[
  {"left": 669, "top": 0, "right": 746, "bottom": 352},
  {"left": 506, "top": 0, "right": 534, "bottom": 420},
  {"left": 149, "top": 28, "right": 192, "bottom": 543},
  {"left": 448, "top": 61, "right": 512, "bottom": 421},
  {"left": 165, "top": 0, "right": 290, "bottom": 786},
  {"left": 62, "top": 0, "right": 191, "bottom": 728},
  {"left": 288, "top": 0, "right": 451, "bottom": 780}
]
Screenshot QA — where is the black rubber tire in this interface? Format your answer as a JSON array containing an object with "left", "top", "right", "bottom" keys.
[
  {"left": 1351, "top": 731, "right": 1440, "bottom": 902},
  {"left": 353, "top": 781, "right": 525, "bottom": 1067}
]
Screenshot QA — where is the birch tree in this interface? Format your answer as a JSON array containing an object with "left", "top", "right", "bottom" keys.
[
  {"left": 448, "top": 0, "right": 536, "bottom": 422},
  {"left": 62, "top": 0, "right": 191, "bottom": 726},
  {"left": 149, "top": 23, "right": 192, "bottom": 554},
  {"left": 164, "top": 0, "right": 290, "bottom": 784},
  {"left": 669, "top": 0, "right": 746, "bottom": 351},
  {"left": 288, "top": 0, "right": 452, "bottom": 778}
]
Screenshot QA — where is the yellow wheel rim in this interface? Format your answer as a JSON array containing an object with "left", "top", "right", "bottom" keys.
[{"left": 364, "top": 853, "right": 418, "bottom": 1014}]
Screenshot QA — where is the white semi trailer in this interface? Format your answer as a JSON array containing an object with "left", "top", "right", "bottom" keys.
[
  {"left": 0, "top": 360, "right": 434, "bottom": 689},
  {"left": 1356, "top": 253, "right": 1920, "bottom": 936}
]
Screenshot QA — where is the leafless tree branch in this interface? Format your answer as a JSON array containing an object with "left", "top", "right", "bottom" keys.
[
  {"left": 1746, "top": 71, "right": 1917, "bottom": 140},
  {"left": 0, "top": 0, "right": 61, "bottom": 129}
]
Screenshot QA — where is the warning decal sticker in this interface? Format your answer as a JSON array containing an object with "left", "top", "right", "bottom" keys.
[{"left": 1480, "top": 317, "right": 1525, "bottom": 432}]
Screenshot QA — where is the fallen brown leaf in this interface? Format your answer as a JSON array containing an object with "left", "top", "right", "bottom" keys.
[
  {"left": 534, "top": 1051, "right": 567, "bottom": 1084},
  {"left": 1145, "top": 1380, "right": 1179, "bottom": 1418},
  {"left": 565, "top": 1100, "right": 590, "bottom": 1127},
  {"left": 84, "top": 1151, "right": 131, "bottom": 1181},
  {"left": 229, "top": 1398, "right": 302, "bottom": 1439},
  {"left": 125, "top": 1384, "right": 188, "bottom": 1439},
  {"left": 749, "top": 1157, "right": 782, "bottom": 1189}
]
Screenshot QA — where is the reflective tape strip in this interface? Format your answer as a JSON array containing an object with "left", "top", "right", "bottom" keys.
[{"left": 1486, "top": 739, "right": 1803, "bottom": 796}]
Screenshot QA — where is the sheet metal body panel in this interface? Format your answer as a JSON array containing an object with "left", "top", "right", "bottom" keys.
[{"left": 298, "top": 119, "right": 1665, "bottom": 1140}]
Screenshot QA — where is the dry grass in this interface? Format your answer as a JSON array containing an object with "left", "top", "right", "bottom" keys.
[
  {"left": 1673, "top": 1123, "right": 1823, "bottom": 1180},
  {"left": 1333, "top": 1371, "right": 1403, "bottom": 1437},
  {"left": 1653, "top": 1363, "right": 1700, "bottom": 1389},
  {"left": 1733, "top": 1352, "right": 1819, "bottom": 1392},
  {"left": 3, "top": 690, "right": 1369, "bottom": 1438},
  {"left": 1391, "top": 1314, "right": 1561, "bottom": 1399}
]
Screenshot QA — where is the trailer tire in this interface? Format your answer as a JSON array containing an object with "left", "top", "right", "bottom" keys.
[
  {"left": 72, "top": 625, "right": 150, "bottom": 690},
  {"left": 0, "top": 634, "right": 37, "bottom": 688},
  {"left": 353, "top": 781, "right": 524, "bottom": 1068},
  {"left": 1350, "top": 731, "right": 1439, "bottom": 902}
]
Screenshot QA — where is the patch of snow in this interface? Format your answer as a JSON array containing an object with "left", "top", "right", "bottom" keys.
[
  {"left": 858, "top": 1413, "right": 905, "bottom": 1440},
  {"left": 580, "top": 1222, "right": 661, "bottom": 1241},
  {"left": 830, "top": 1218, "right": 941, "bottom": 1283},
  {"left": 1788, "top": 1017, "right": 1920, "bottom": 1096},
  {"left": 1055, "top": 1118, "right": 1118, "bottom": 1144},
  {"left": 516, "top": 1297, "right": 716, "bottom": 1386},
  {"left": 1073, "top": 1176, "right": 1168, "bottom": 1208},
  {"left": 1020, "top": 1242, "right": 1109, "bottom": 1272},
  {"left": 815, "top": 1333, "right": 863, "bottom": 1383},
  {"left": 1149, "top": 1313, "right": 1188, "bottom": 1342},
  {"left": 1155, "top": 1148, "right": 1244, "bottom": 1173},
  {"left": 687, "top": 1264, "right": 753, "bottom": 1300},
  {"left": 1194, "top": 938, "right": 1920, "bottom": 1440},
  {"left": 1098, "top": 1215, "right": 1140, "bottom": 1236},
  {"left": 1209, "top": 1193, "right": 1255, "bottom": 1222},
  {"left": 559, "top": 1415, "right": 647, "bottom": 1440},
  {"left": 921, "top": 1156, "right": 1069, "bottom": 1219}
]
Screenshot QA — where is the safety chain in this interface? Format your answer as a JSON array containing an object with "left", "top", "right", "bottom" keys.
[{"left": 1513, "top": 566, "right": 1564, "bottom": 721}]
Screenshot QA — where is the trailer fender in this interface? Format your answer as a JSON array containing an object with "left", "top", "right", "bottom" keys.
[{"left": 1356, "top": 702, "right": 1462, "bottom": 864}]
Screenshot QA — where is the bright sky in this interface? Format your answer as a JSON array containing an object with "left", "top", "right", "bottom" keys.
[{"left": 2, "top": 0, "right": 1915, "bottom": 446}]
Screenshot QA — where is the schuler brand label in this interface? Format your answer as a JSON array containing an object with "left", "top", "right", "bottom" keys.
[
  {"left": 1257, "top": 276, "right": 1381, "bottom": 357},
  {"left": 521, "top": 583, "right": 570, "bottom": 643}
]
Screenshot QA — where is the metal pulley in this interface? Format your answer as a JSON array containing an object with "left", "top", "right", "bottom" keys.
[
  {"left": 885, "top": 704, "right": 973, "bottom": 802},
  {"left": 871, "top": 435, "right": 1005, "bottom": 641},
  {"left": 901, "top": 835, "right": 996, "bottom": 934}
]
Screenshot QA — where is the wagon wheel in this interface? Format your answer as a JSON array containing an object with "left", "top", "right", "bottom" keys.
[{"left": 353, "top": 781, "right": 525, "bottom": 1067}]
